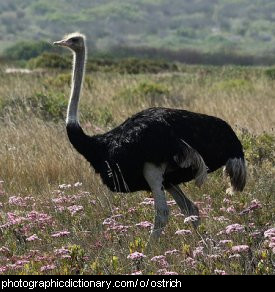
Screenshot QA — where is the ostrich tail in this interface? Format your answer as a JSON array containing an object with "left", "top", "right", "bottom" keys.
[{"left": 224, "top": 157, "right": 246, "bottom": 192}]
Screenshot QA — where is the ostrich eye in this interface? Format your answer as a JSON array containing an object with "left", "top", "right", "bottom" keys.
[{"left": 71, "top": 37, "right": 79, "bottom": 43}]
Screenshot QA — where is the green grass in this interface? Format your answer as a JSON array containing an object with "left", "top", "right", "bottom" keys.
[{"left": 0, "top": 64, "right": 274, "bottom": 275}]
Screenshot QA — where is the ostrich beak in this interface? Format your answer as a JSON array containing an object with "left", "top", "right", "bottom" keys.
[{"left": 53, "top": 40, "right": 68, "bottom": 47}]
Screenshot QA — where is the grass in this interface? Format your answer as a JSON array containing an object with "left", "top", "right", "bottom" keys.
[{"left": 0, "top": 64, "right": 274, "bottom": 275}]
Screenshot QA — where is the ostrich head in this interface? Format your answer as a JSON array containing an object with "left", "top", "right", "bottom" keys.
[{"left": 53, "top": 32, "right": 86, "bottom": 52}]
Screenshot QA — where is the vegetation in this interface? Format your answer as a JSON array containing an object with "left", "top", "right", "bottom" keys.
[
  {"left": 3, "top": 41, "right": 52, "bottom": 61},
  {"left": 1, "top": 0, "right": 275, "bottom": 57},
  {"left": 0, "top": 64, "right": 274, "bottom": 275}
]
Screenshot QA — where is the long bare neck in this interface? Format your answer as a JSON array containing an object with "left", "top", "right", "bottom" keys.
[{"left": 66, "top": 46, "right": 86, "bottom": 125}]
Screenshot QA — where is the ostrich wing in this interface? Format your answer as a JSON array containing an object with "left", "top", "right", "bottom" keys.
[{"left": 173, "top": 139, "right": 208, "bottom": 187}]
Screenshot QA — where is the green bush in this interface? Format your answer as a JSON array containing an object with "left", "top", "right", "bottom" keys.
[
  {"left": 240, "top": 130, "right": 274, "bottom": 165},
  {"left": 0, "top": 91, "right": 67, "bottom": 122},
  {"left": 28, "top": 53, "right": 71, "bottom": 69},
  {"left": 213, "top": 78, "right": 254, "bottom": 93},
  {"left": 264, "top": 68, "right": 275, "bottom": 80},
  {"left": 113, "top": 58, "right": 178, "bottom": 74},
  {"left": 116, "top": 81, "right": 170, "bottom": 106},
  {"left": 86, "top": 57, "right": 178, "bottom": 74},
  {"left": 27, "top": 92, "right": 67, "bottom": 121},
  {"left": 3, "top": 41, "right": 52, "bottom": 61}
]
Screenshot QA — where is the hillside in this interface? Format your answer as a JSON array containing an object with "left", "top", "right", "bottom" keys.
[{"left": 1, "top": 0, "right": 275, "bottom": 54}]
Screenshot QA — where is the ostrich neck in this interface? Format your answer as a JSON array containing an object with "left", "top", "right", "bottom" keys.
[{"left": 66, "top": 48, "right": 86, "bottom": 125}]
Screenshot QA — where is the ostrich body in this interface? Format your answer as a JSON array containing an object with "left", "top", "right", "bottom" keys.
[{"left": 54, "top": 33, "right": 246, "bottom": 238}]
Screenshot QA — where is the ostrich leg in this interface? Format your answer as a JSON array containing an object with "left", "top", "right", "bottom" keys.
[
  {"left": 166, "top": 184, "right": 200, "bottom": 228},
  {"left": 143, "top": 163, "right": 169, "bottom": 239}
]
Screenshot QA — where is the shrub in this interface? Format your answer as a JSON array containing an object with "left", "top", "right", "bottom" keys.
[
  {"left": 264, "top": 68, "right": 275, "bottom": 80},
  {"left": 0, "top": 92, "right": 67, "bottom": 121},
  {"left": 114, "top": 58, "right": 178, "bottom": 74},
  {"left": 81, "top": 106, "right": 114, "bottom": 127},
  {"left": 3, "top": 41, "right": 52, "bottom": 61},
  {"left": 213, "top": 79, "right": 254, "bottom": 93},
  {"left": 116, "top": 81, "right": 170, "bottom": 107},
  {"left": 27, "top": 92, "right": 67, "bottom": 121},
  {"left": 28, "top": 53, "right": 71, "bottom": 69},
  {"left": 240, "top": 130, "right": 274, "bottom": 165}
]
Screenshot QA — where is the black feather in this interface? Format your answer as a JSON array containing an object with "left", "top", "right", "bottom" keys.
[{"left": 66, "top": 107, "right": 245, "bottom": 193}]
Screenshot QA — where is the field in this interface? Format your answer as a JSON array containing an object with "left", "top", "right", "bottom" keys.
[{"left": 0, "top": 63, "right": 274, "bottom": 275}]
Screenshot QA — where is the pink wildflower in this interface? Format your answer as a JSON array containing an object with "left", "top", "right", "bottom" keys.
[
  {"left": 131, "top": 271, "right": 143, "bottom": 275},
  {"left": 175, "top": 229, "right": 192, "bottom": 235},
  {"left": 232, "top": 245, "right": 249, "bottom": 254},
  {"left": 139, "top": 198, "right": 154, "bottom": 206},
  {"left": 58, "top": 184, "right": 72, "bottom": 189},
  {"left": 229, "top": 254, "right": 241, "bottom": 259},
  {"left": 263, "top": 228, "right": 275, "bottom": 253},
  {"left": 26, "top": 211, "right": 52, "bottom": 227},
  {"left": 54, "top": 247, "right": 70, "bottom": 258},
  {"left": 9, "top": 196, "right": 26, "bottom": 206},
  {"left": 223, "top": 198, "right": 232, "bottom": 204},
  {"left": 157, "top": 269, "right": 168, "bottom": 274},
  {"left": 208, "top": 254, "right": 221, "bottom": 260},
  {"left": 127, "top": 252, "right": 146, "bottom": 260},
  {"left": 193, "top": 246, "right": 204, "bottom": 258},
  {"left": 74, "top": 182, "right": 82, "bottom": 187},
  {"left": 51, "top": 230, "right": 70, "bottom": 238},
  {"left": 163, "top": 271, "right": 178, "bottom": 275},
  {"left": 26, "top": 234, "right": 41, "bottom": 242},
  {"left": 15, "top": 260, "right": 30, "bottom": 267},
  {"left": 109, "top": 224, "right": 130, "bottom": 233},
  {"left": 264, "top": 228, "right": 275, "bottom": 239},
  {"left": 183, "top": 257, "right": 197, "bottom": 267},
  {"left": 67, "top": 205, "right": 83, "bottom": 215},
  {"left": 249, "top": 230, "right": 261, "bottom": 238},
  {"left": 218, "top": 240, "right": 233, "bottom": 246},
  {"left": 0, "top": 246, "right": 11, "bottom": 256},
  {"left": 226, "top": 206, "right": 236, "bottom": 213},
  {"left": 90, "top": 199, "right": 96, "bottom": 205},
  {"left": 52, "top": 196, "right": 71, "bottom": 205},
  {"left": 151, "top": 255, "right": 166, "bottom": 262},
  {"left": 151, "top": 255, "right": 169, "bottom": 268},
  {"left": 127, "top": 207, "right": 137, "bottom": 213},
  {"left": 225, "top": 223, "right": 245, "bottom": 234},
  {"left": 214, "top": 269, "right": 227, "bottom": 275},
  {"left": 240, "top": 199, "right": 262, "bottom": 215},
  {"left": 7, "top": 212, "right": 26, "bottom": 226},
  {"left": 136, "top": 221, "right": 153, "bottom": 229},
  {"left": 213, "top": 216, "right": 230, "bottom": 223},
  {"left": 40, "top": 264, "right": 57, "bottom": 272},
  {"left": 102, "top": 217, "right": 116, "bottom": 226},
  {"left": 164, "top": 249, "right": 179, "bottom": 256},
  {"left": 0, "top": 266, "right": 7, "bottom": 274}
]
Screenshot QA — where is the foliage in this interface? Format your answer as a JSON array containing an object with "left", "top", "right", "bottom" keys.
[
  {"left": 116, "top": 81, "right": 170, "bottom": 107},
  {"left": 27, "top": 53, "right": 178, "bottom": 74},
  {"left": 241, "top": 131, "right": 275, "bottom": 166},
  {"left": 3, "top": 41, "right": 52, "bottom": 61},
  {"left": 264, "top": 68, "right": 275, "bottom": 80},
  {"left": 1, "top": 0, "right": 275, "bottom": 57},
  {"left": 27, "top": 53, "right": 71, "bottom": 69},
  {"left": 110, "top": 58, "right": 178, "bottom": 74}
]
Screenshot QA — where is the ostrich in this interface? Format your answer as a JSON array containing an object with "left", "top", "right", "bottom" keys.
[{"left": 53, "top": 33, "right": 246, "bottom": 238}]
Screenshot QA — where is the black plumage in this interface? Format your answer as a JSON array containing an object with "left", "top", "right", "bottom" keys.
[{"left": 67, "top": 107, "right": 245, "bottom": 193}]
